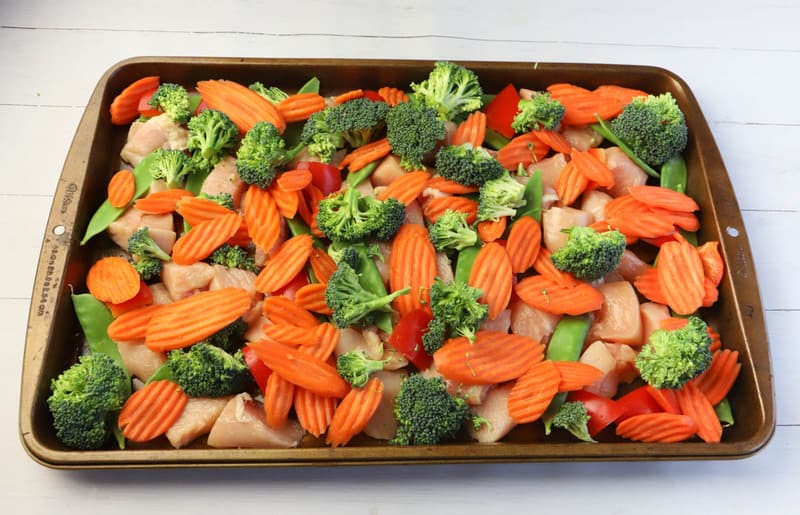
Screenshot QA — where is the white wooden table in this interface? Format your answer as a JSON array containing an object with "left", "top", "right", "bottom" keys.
[{"left": 2, "top": 1, "right": 798, "bottom": 512}]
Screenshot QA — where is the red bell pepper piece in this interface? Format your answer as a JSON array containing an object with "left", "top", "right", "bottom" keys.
[
  {"left": 362, "top": 90, "right": 384, "bottom": 102},
  {"left": 387, "top": 309, "right": 434, "bottom": 370},
  {"left": 242, "top": 345, "right": 272, "bottom": 394},
  {"left": 644, "top": 385, "right": 682, "bottom": 414},
  {"left": 615, "top": 385, "right": 665, "bottom": 422},
  {"left": 484, "top": 83, "right": 520, "bottom": 139},
  {"left": 568, "top": 390, "right": 625, "bottom": 436},
  {"left": 137, "top": 89, "right": 161, "bottom": 118},
  {"left": 295, "top": 161, "right": 343, "bottom": 196},
  {"left": 273, "top": 270, "right": 310, "bottom": 301}
]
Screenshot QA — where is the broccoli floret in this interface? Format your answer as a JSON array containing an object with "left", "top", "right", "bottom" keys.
[
  {"left": 435, "top": 143, "right": 505, "bottom": 187},
  {"left": 127, "top": 227, "right": 171, "bottom": 281},
  {"left": 148, "top": 148, "right": 194, "bottom": 189},
  {"left": 410, "top": 61, "right": 483, "bottom": 122},
  {"left": 301, "top": 108, "right": 345, "bottom": 163},
  {"left": 166, "top": 344, "right": 252, "bottom": 397},
  {"left": 608, "top": 92, "right": 688, "bottom": 168},
  {"left": 200, "top": 317, "right": 248, "bottom": 353},
  {"left": 427, "top": 209, "right": 478, "bottom": 252},
  {"left": 317, "top": 186, "right": 405, "bottom": 243},
  {"left": 324, "top": 261, "right": 409, "bottom": 328},
  {"left": 552, "top": 401, "right": 596, "bottom": 443},
  {"left": 326, "top": 98, "right": 390, "bottom": 148},
  {"left": 48, "top": 353, "right": 131, "bottom": 450},
  {"left": 385, "top": 101, "right": 446, "bottom": 170},
  {"left": 148, "top": 83, "right": 192, "bottom": 124},
  {"left": 336, "top": 350, "right": 388, "bottom": 388},
  {"left": 421, "top": 315, "right": 447, "bottom": 355},
  {"left": 477, "top": 170, "right": 526, "bottom": 221},
  {"left": 550, "top": 226, "right": 626, "bottom": 281},
  {"left": 511, "top": 92, "right": 565, "bottom": 133},
  {"left": 390, "top": 374, "right": 471, "bottom": 445},
  {"left": 635, "top": 316, "right": 713, "bottom": 389},
  {"left": 430, "top": 278, "right": 488, "bottom": 339},
  {"left": 186, "top": 109, "right": 238, "bottom": 173},
  {"left": 235, "top": 121, "right": 289, "bottom": 188},
  {"left": 197, "top": 191, "right": 235, "bottom": 210},
  {"left": 249, "top": 82, "right": 289, "bottom": 104},
  {"left": 208, "top": 244, "right": 258, "bottom": 273}
]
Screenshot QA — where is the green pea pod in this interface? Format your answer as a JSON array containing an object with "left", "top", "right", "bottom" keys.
[
  {"left": 659, "top": 155, "right": 688, "bottom": 193},
  {"left": 184, "top": 167, "right": 211, "bottom": 196},
  {"left": 297, "top": 77, "right": 321, "bottom": 95},
  {"left": 188, "top": 93, "right": 203, "bottom": 114},
  {"left": 146, "top": 361, "right": 175, "bottom": 385},
  {"left": 542, "top": 315, "right": 592, "bottom": 433},
  {"left": 286, "top": 216, "right": 312, "bottom": 237},
  {"left": 454, "top": 245, "right": 481, "bottom": 284},
  {"left": 591, "top": 118, "right": 660, "bottom": 178},
  {"left": 483, "top": 127, "right": 510, "bottom": 150},
  {"left": 346, "top": 161, "right": 380, "bottom": 187},
  {"left": 715, "top": 398, "right": 735, "bottom": 428},
  {"left": 80, "top": 152, "right": 158, "bottom": 245},
  {"left": 71, "top": 293, "right": 125, "bottom": 369},
  {"left": 514, "top": 169, "right": 543, "bottom": 224},
  {"left": 351, "top": 243, "right": 393, "bottom": 334}
]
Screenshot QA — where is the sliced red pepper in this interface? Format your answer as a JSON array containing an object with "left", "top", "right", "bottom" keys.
[
  {"left": 484, "top": 83, "right": 521, "bottom": 139},
  {"left": 194, "top": 98, "right": 210, "bottom": 115},
  {"left": 295, "top": 161, "right": 343, "bottom": 196},
  {"left": 615, "top": 385, "right": 664, "bottom": 422},
  {"left": 388, "top": 309, "right": 433, "bottom": 370},
  {"left": 644, "top": 385, "right": 682, "bottom": 414},
  {"left": 242, "top": 345, "right": 272, "bottom": 394},
  {"left": 273, "top": 270, "right": 310, "bottom": 300},
  {"left": 568, "top": 389, "right": 625, "bottom": 436},
  {"left": 362, "top": 90, "right": 384, "bottom": 102},
  {"left": 137, "top": 89, "right": 161, "bottom": 118}
]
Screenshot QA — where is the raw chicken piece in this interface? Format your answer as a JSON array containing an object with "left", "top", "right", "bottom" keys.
[
  {"left": 245, "top": 314, "right": 269, "bottom": 343},
  {"left": 542, "top": 206, "right": 593, "bottom": 252},
  {"left": 363, "top": 370, "right": 407, "bottom": 440},
  {"left": 403, "top": 200, "right": 425, "bottom": 226},
  {"left": 480, "top": 308, "right": 511, "bottom": 333},
  {"left": 527, "top": 152, "right": 567, "bottom": 192},
  {"left": 107, "top": 207, "right": 176, "bottom": 255},
  {"left": 200, "top": 156, "right": 245, "bottom": 208},
  {"left": 374, "top": 241, "right": 392, "bottom": 285},
  {"left": 581, "top": 190, "right": 613, "bottom": 222},
  {"left": 166, "top": 397, "right": 230, "bottom": 449},
  {"left": 603, "top": 147, "right": 648, "bottom": 197},
  {"left": 562, "top": 125, "right": 602, "bottom": 151},
  {"left": 116, "top": 340, "right": 166, "bottom": 382},
  {"left": 606, "top": 342, "right": 639, "bottom": 384},
  {"left": 148, "top": 282, "right": 173, "bottom": 304},
  {"left": 161, "top": 261, "right": 215, "bottom": 299},
  {"left": 640, "top": 302, "right": 671, "bottom": 345},
  {"left": 614, "top": 249, "right": 650, "bottom": 282},
  {"left": 510, "top": 300, "right": 560, "bottom": 345},
  {"left": 209, "top": 264, "right": 258, "bottom": 299},
  {"left": 420, "top": 364, "right": 490, "bottom": 406},
  {"left": 468, "top": 383, "right": 516, "bottom": 443},
  {"left": 435, "top": 252, "right": 454, "bottom": 284},
  {"left": 207, "top": 393, "right": 304, "bottom": 449},
  {"left": 120, "top": 114, "right": 188, "bottom": 166},
  {"left": 336, "top": 328, "right": 383, "bottom": 360},
  {"left": 588, "top": 281, "right": 643, "bottom": 345},
  {"left": 579, "top": 340, "right": 619, "bottom": 398},
  {"left": 372, "top": 155, "right": 406, "bottom": 187}
]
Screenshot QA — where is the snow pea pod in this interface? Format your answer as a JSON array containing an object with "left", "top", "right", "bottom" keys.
[
  {"left": 591, "top": 118, "right": 660, "bottom": 178},
  {"left": 715, "top": 398, "right": 734, "bottom": 428},
  {"left": 346, "top": 161, "right": 379, "bottom": 187},
  {"left": 514, "top": 169, "right": 543, "bottom": 224},
  {"left": 80, "top": 152, "right": 158, "bottom": 245},
  {"left": 71, "top": 293, "right": 125, "bottom": 368},
  {"left": 297, "top": 76, "right": 320, "bottom": 95},
  {"left": 659, "top": 155, "right": 688, "bottom": 193},
  {"left": 483, "top": 127, "right": 510, "bottom": 150},
  {"left": 349, "top": 243, "right": 393, "bottom": 334},
  {"left": 454, "top": 245, "right": 481, "bottom": 284}
]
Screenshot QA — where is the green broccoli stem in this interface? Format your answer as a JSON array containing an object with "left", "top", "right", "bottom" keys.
[
  {"left": 591, "top": 118, "right": 660, "bottom": 179},
  {"left": 346, "top": 161, "right": 380, "bottom": 187},
  {"left": 483, "top": 127, "right": 510, "bottom": 150},
  {"left": 714, "top": 397, "right": 735, "bottom": 427},
  {"left": 184, "top": 167, "right": 211, "bottom": 196},
  {"left": 542, "top": 315, "right": 592, "bottom": 433},
  {"left": 514, "top": 169, "right": 543, "bottom": 224},
  {"left": 454, "top": 245, "right": 481, "bottom": 284}
]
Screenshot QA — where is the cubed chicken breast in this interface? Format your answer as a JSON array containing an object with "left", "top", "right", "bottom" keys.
[
  {"left": 510, "top": 300, "right": 561, "bottom": 345},
  {"left": 117, "top": 340, "right": 166, "bottom": 382},
  {"left": 435, "top": 252, "right": 454, "bottom": 284},
  {"left": 363, "top": 370, "right": 408, "bottom": 441},
  {"left": 480, "top": 308, "right": 511, "bottom": 333},
  {"left": 371, "top": 155, "right": 407, "bottom": 187},
  {"left": 604, "top": 147, "right": 648, "bottom": 198},
  {"left": 542, "top": 206, "right": 593, "bottom": 252},
  {"left": 581, "top": 190, "right": 613, "bottom": 222},
  {"left": 148, "top": 282, "right": 173, "bottom": 304},
  {"left": 468, "top": 383, "right": 516, "bottom": 443},
  {"left": 120, "top": 114, "right": 188, "bottom": 166},
  {"left": 615, "top": 249, "right": 650, "bottom": 282},
  {"left": 108, "top": 207, "right": 176, "bottom": 255},
  {"left": 209, "top": 264, "right": 258, "bottom": 299},
  {"left": 336, "top": 328, "right": 383, "bottom": 360},
  {"left": 207, "top": 393, "right": 304, "bottom": 449},
  {"left": 640, "top": 302, "right": 671, "bottom": 345},
  {"left": 200, "top": 156, "right": 246, "bottom": 208},
  {"left": 588, "top": 281, "right": 643, "bottom": 345},
  {"left": 528, "top": 152, "right": 567, "bottom": 192},
  {"left": 562, "top": 126, "right": 603, "bottom": 151},
  {"left": 166, "top": 397, "right": 230, "bottom": 449},
  {"left": 161, "top": 261, "right": 215, "bottom": 300}
]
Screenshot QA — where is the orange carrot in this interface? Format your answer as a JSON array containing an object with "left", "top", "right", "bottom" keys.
[
  {"left": 263, "top": 373, "right": 296, "bottom": 428},
  {"left": 633, "top": 267, "right": 669, "bottom": 305},
  {"left": 243, "top": 185, "right": 281, "bottom": 252},
  {"left": 262, "top": 295, "right": 320, "bottom": 328},
  {"left": 308, "top": 247, "right": 337, "bottom": 284},
  {"left": 171, "top": 213, "right": 243, "bottom": 265},
  {"left": 135, "top": 188, "right": 193, "bottom": 214},
  {"left": 107, "top": 304, "right": 163, "bottom": 342},
  {"left": 303, "top": 322, "right": 340, "bottom": 361},
  {"left": 389, "top": 224, "right": 438, "bottom": 316},
  {"left": 604, "top": 194, "right": 649, "bottom": 219},
  {"left": 255, "top": 234, "right": 314, "bottom": 293},
  {"left": 708, "top": 326, "right": 723, "bottom": 352},
  {"left": 553, "top": 361, "right": 604, "bottom": 392},
  {"left": 277, "top": 93, "right": 326, "bottom": 123},
  {"left": 697, "top": 241, "right": 724, "bottom": 287},
  {"left": 262, "top": 323, "right": 320, "bottom": 346},
  {"left": 196, "top": 79, "right": 286, "bottom": 134},
  {"left": 294, "top": 387, "right": 338, "bottom": 437},
  {"left": 109, "top": 76, "right": 160, "bottom": 125},
  {"left": 333, "top": 89, "right": 363, "bottom": 104},
  {"left": 426, "top": 176, "right": 480, "bottom": 194},
  {"left": 644, "top": 385, "right": 682, "bottom": 415},
  {"left": 496, "top": 133, "right": 549, "bottom": 171},
  {"left": 376, "top": 171, "right": 430, "bottom": 204},
  {"left": 531, "top": 129, "right": 572, "bottom": 154},
  {"left": 295, "top": 283, "right": 333, "bottom": 315},
  {"left": 269, "top": 181, "right": 299, "bottom": 219},
  {"left": 86, "top": 256, "right": 142, "bottom": 304},
  {"left": 377, "top": 86, "right": 409, "bottom": 106},
  {"left": 570, "top": 148, "right": 615, "bottom": 188},
  {"left": 247, "top": 339, "right": 350, "bottom": 398},
  {"left": 506, "top": 216, "right": 542, "bottom": 274},
  {"left": 118, "top": 380, "right": 187, "bottom": 442},
  {"left": 107, "top": 170, "right": 135, "bottom": 208},
  {"left": 593, "top": 84, "right": 648, "bottom": 106},
  {"left": 507, "top": 360, "right": 561, "bottom": 423},
  {"left": 477, "top": 217, "right": 507, "bottom": 243},
  {"left": 451, "top": 111, "right": 487, "bottom": 148},
  {"left": 615, "top": 412, "right": 698, "bottom": 443},
  {"left": 659, "top": 316, "right": 690, "bottom": 331},
  {"left": 605, "top": 211, "right": 676, "bottom": 240},
  {"left": 433, "top": 331, "right": 544, "bottom": 385},
  {"left": 176, "top": 196, "right": 250, "bottom": 247},
  {"left": 547, "top": 84, "right": 623, "bottom": 126},
  {"left": 468, "top": 242, "right": 513, "bottom": 320},
  {"left": 339, "top": 138, "right": 392, "bottom": 171},
  {"left": 628, "top": 185, "right": 699, "bottom": 213},
  {"left": 676, "top": 381, "right": 722, "bottom": 443},
  {"left": 555, "top": 161, "right": 589, "bottom": 206},
  {"left": 533, "top": 247, "right": 581, "bottom": 288},
  {"left": 106, "top": 280, "right": 152, "bottom": 317},
  {"left": 422, "top": 196, "right": 479, "bottom": 224},
  {"left": 145, "top": 287, "right": 251, "bottom": 352},
  {"left": 515, "top": 275, "right": 604, "bottom": 316},
  {"left": 276, "top": 169, "right": 313, "bottom": 192},
  {"left": 692, "top": 349, "right": 741, "bottom": 405},
  {"left": 326, "top": 377, "right": 384, "bottom": 447},
  {"left": 656, "top": 235, "right": 706, "bottom": 315},
  {"left": 701, "top": 277, "right": 719, "bottom": 307}
]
